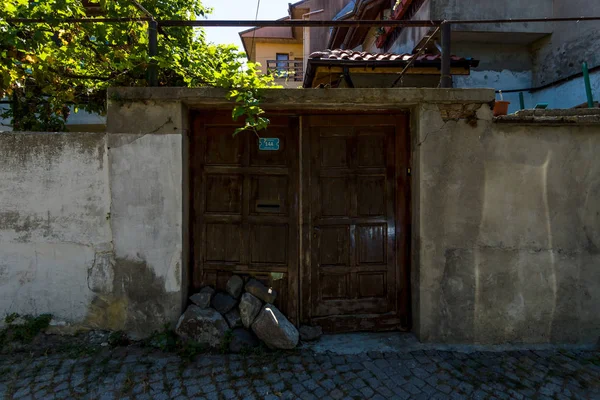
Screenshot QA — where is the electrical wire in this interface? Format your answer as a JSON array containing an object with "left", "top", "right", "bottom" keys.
[{"left": 250, "top": 0, "right": 262, "bottom": 61}]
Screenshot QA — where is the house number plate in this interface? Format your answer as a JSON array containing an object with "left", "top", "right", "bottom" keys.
[{"left": 259, "top": 138, "right": 280, "bottom": 151}]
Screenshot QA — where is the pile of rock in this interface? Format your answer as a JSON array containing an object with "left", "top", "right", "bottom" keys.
[{"left": 175, "top": 276, "right": 321, "bottom": 352}]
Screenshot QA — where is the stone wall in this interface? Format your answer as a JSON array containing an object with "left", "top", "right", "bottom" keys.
[{"left": 414, "top": 105, "right": 600, "bottom": 345}]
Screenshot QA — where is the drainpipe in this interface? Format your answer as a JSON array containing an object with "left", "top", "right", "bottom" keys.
[{"left": 302, "top": 10, "right": 324, "bottom": 81}]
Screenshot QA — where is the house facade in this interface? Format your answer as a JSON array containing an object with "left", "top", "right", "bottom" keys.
[
  {"left": 323, "top": 0, "right": 599, "bottom": 112},
  {"left": 239, "top": 20, "right": 305, "bottom": 88},
  {"left": 239, "top": 1, "right": 350, "bottom": 88}
]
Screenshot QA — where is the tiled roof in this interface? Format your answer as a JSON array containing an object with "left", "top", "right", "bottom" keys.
[{"left": 309, "top": 49, "right": 471, "bottom": 63}]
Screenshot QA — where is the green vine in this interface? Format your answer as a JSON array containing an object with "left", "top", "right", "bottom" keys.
[{"left": 0, "top": 0, "right": 278, "bottom": 133}]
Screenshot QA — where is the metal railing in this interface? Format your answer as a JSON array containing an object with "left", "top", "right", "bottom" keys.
[{"left": 266, "top": 60, "right": 304, "bottom": 82}]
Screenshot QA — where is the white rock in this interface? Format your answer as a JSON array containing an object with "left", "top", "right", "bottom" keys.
[{"left": 251, "top": 304, "right": 299, "bottom": 350}]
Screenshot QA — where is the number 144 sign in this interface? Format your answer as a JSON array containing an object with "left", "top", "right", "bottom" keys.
[{"left": 258, "top": 138, "right": 280, "bottom": 151}]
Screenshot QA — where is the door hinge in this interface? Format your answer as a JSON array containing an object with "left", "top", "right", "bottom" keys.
[{"left": 407, "top": 168, "right": 411, "bottom": 176}]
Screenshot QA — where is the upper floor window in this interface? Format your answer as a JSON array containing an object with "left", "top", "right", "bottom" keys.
[{"left": 276, "top": 53, "right": 290, "bottom": 73}]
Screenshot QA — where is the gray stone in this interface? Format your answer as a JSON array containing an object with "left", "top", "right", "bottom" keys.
[
  {"left": 239, "top": 293, "right": 262, "bottom": 328},
  {"left": 224, "top": 308, "right": 243, "bottom": 329},
  {"left": 229, "top": 328, "right": 260, "bottom": 353},
  {"left": 189, "top": 287, "right": 215, "bottom": 309},
  {"left": 245, "top": 279, "right": 277, "bottom": 303},
  {"left": 299, "top": 325, "right": 323, "bottom": 341},
  {"left": 211, "top": 292, "right": 237, "bottom": 315},
  {"left": 226, "top": 275, "right": 244, "bottom": 299},
  {"left": 251, "top": 304, "right": 299, "bottom": 350},
  {"left": 175, "top": 305, "right": 228, "bottom": 348}
]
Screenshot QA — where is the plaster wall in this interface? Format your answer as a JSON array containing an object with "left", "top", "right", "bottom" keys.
[
  {"left": 454, "top": 70, "right": 533, "bottom": 114},
  {"left": 414, "top": 103, "right": 600, "bottom": 344},
  {"left": 3, "top": 88, "right": 598, "bottom": 346},
  {"left": 431, "top": 0, "right": 552, "bottom": 35},
  {"left": 0, "top": 101, "right": 187, "bottom": 337},
  {"left": 253, "top": 42, "right": 304, "bottom": 75},
  {"left": 102, "top": 99, "right": 187, "bottom": 336},
  {"left": 0, "top": 132, "right": 111, "bottom": 326},
  {"left": 451, "top": 42, "right": 533, "bottom": 113},
  {"left": 530, "top": 70, "right": 600, "bottom": 110},
  {"left": 532, "top": 0, "right": 600, "bottom": 87}
]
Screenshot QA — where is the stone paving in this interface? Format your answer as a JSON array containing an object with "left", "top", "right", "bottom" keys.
[{"left": 0, "top": 346, "right": 598, "bottom": 399}]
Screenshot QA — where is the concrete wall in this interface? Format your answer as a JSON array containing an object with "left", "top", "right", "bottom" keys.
[
  {"left": 3, "top": 88, "right": 598, "bottom": 346},
  {"left": 0, "top": 100, "right": 187, "bottom": 337},
  {"left": 431, "top": 0, "right": 553, "bottom": 35},
  {"left": 414, "top": 104, "right": 600, "bottom": 344}
]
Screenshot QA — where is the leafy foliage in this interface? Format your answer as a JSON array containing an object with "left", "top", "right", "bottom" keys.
[
  {"left": 143, "top": 324, "right": 206, "bottom": 361},
  {"left": 0, "top": 0, "right": 277, "bottom": 132},
  {"left": 0, "top": 313, "right": 52, "bottom": 348}
]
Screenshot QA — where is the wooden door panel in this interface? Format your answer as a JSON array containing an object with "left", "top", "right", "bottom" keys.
[
  {"left": 205, "top": 174, "right": 243, "bottom": 214},
  {"left": 191, "top": 113, "right": 299, "bottom": 323},
  {"left": 357, "top": 133, "right": 386, "bottom": 167},
  {"left": 357, "top": 177, "right": 386, "bottom": 216},
  {"left": 204, "top": 127, "right": 243, "bottom": 165},
  {"left": 204, "top": 223, "right": 242, "bottom": 262},
  {"left": 250, "top": 224, "right": 288, "bottom": 265},
  {"left": 357, "top": 224, "right": 386, "bottom": 264},
  {"left": 303, "top": 114, "right": 410, "bottom": 332},
  {"left": 320, "top": 177, "right": 350, "bottom": 217}
]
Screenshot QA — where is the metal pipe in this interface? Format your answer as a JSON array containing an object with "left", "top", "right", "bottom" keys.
[
  {"left": 519, "top": 92, "right": 525, "bottom": 110},
  {"left": 6, "top": 18, "right": 151, "bottom": 23},
  {"left": 7, "top": 16, "right": 600, "bottom": 27},
  {"left": 440, "top": 22, "right": 452, "bottom": 89},
  {"left": 583, "top": 62, "right": 594, "bottom": 108},
  {"left": 449, "top": 16, "right": 598, "bottom": 24},
  {"left": 302, "top": 10, "right": 325, "bottom": 18},
  {"left": 160, "top": 19, "right": 440, "bottom": 27},
  {"left": 148, "top": 20, "right": 158, "bottom": 86}
]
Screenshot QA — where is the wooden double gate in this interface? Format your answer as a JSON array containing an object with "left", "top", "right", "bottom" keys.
[{"left": 190, "top": 112, "right": 411, "bottom": 332}]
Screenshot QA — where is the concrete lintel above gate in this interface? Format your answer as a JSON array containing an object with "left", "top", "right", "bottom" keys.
[
  {"left": 106, "top": 87, "right": 495, "bottom": 112},
  {"left": 106, "top": 99, "right": 188, "bottom": 135}
]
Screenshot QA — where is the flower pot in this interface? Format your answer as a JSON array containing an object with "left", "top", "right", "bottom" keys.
[{"left": 493, "top": 101, "right": 510, "bottom": 116}]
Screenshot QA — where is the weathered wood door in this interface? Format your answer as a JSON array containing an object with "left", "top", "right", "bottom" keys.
[
  {"left": 301, "top": 115, "right": 410, "bottom": 332},
  {"left": 190, "top": 113, "right": 299, "bottom": 322}
]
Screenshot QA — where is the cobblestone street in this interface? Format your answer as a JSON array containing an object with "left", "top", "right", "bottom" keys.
[{"left": 0, "top": 344, "right": 598, "bottom": 400}]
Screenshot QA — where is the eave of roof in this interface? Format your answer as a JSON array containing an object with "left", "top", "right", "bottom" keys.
[
  {"left": 303, "top": 49, "right": 480, "bottom": 88},
  {"left": 238, "top": 17, "right": 296, "bottom": 61}
]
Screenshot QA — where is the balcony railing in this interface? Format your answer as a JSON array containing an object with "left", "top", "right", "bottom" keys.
[{"left": 266, "top": 60, "right": 304, "bottom": 82}]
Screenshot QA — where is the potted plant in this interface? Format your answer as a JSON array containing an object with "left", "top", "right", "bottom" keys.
[{"left": 493, "top": 90, "right": 510, "bottom": 116}]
